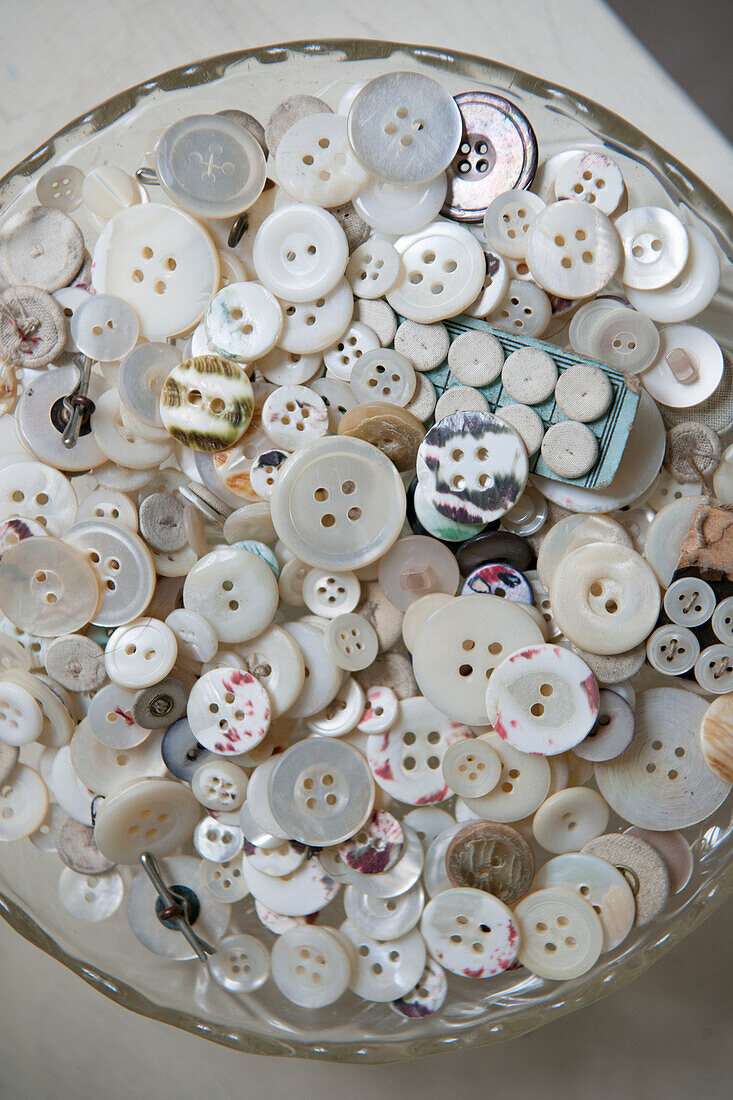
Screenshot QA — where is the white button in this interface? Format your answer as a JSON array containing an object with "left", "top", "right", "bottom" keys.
[
  {"left": 64, "top": 520, "right": 155, "bottom": 628},
  {"left": 514, "top": 887, "right": 603, "bottom": 979},
  {"left": 83, "top": 165, "right": 142, "bottom": 220},
  {"left": 532, "top": 852, "right": 635, "bottom": 953},
  {"left": 595, "top": 687, "right": 730, "bottom": 829},
  {"left": 310, "top": 377, "right": 359, "bottom": 431},
  {"left": 276, "top": 114, "right": 368, "bottom": 206},
  {"left": 550, "top": 544, "right": 660, "bottom": 655},
  {"left": 347, "top": 71, "right": 461, "bottom": 184},
  {"left": 241, "top": 757, "right": 289, "bottom": 843},
  {"left": 353, "top": 175, "right": 447, "bottom": 236},
  {"left": 87, "top": 683, "right": 153, "bottom": 749},
  {"left": 501, "top": 347, "right": 557, "bottom": 404},
  {"left": 483, "top": 189, "right": 546, "bottom": 258},
  {"left": 183, "top": 545, "right": 278, "bottom": 644},
  {"left": 261, "top": 385, "right": 329, "bottom": 451},
  {"left": 532, "top": 787, "right": 609, "bottom": 853},
  {"left": 0, "top": 460, "right": 78, "bottom": 536},
  {"left": 640, "top": 324, "right": 724, "bottom": 408},
  {"left": 416, "top": 410, "right": 528, "bottom": 527},
  {"left": 714, "top": 444, "right": 733, "bottom": 504},
  {"left": 0, "top": 764, "right": 48, "bottom": 840},
  {"left": 0, "top": 536, "right": 100, "bottom": 638},
  {"left": 403, "top": 807, "right": 456, "bottom": 850},
  {"left": 401, "top": 592, "right": 453, "bottom": 653},
  {"left": 271, "top": 435, "right": 405, "bottom": 571},
  {"left": 584, "top": 305, "right": 660, "bottom": 375},
  {"left": 485, "top": 643, "right": 599, "bottom": 755},
  {"left": 69, "top": 720, "right": 164, "bottom": 795},
  {"left": 253, "top": 203, "right": 348, "bottom": 302},
  {"left": 573, "top": 688, "right": 635, "bottom": 762},
  {"left": 344, "top": 882, "right": 424, "bottom": 940},
  {"left": 199, "top": 856, "right": 250, "bottom": 903},
  {"left": 346, "top": 238, "right": 401, "bottom": 300},
  {"left": 271, "top": 926, "right": 354, "bottom": 1007},
  {"left": 236, "top": 623, "right": 305, "bottom": 719},
  {"left": 205, "top": 282, "right": 283, "bottom": 361},
  {"left": 695, "top": 644, "right": 733, "bottom": 694},
  {"left": 465, "top": 251, "right": 510, "bottom": 318},
  {"left": 70, "top": 293, "right": 139, "bottom": 362},
  {"left": 0, "top": 681, "right": 43, "bottom": 746},
  {"left": 421, "top": 886, "right": 519, "bottom": 978},
  {"left": 646, "top": 624, "right": 700, "bottom": 675},
  {"left": 663, "top": 576, "right": 716, "bottom": 627},
  {"left": 156, "top": 114, "right": 266, "bottom": 218},
  {"left": 537, "top": 514, "right": 632, "bottom": 590},
  {"left": 305, "top": 676, "right": 365, "bottom": 738},
  {"left": 340, "top": 919, "right": 427, "bottom": 1002},
  {"left": 625, "top": 227, "right": 720, "bottom": 323},
  {"left": 58, "top": 868, "right": 124, "bottom": 923},
  {"left": 616, "top": 206, "right": 689, "bottom": 289},
  {"left": 712, "top": 597, "right": 733, "bottom": 645},
  {"left": 366, "top": 695, "right": 471, "bottom": 806},
  {"left": 393, "top": 957, "right": 447, "bottom": 1018},
  {"left": 75, "top": 488, "right": 139, "bottom": 534},
  {"left": 193, "top": 815, "right": 244, "bottom": 863},
  {"left": 277, "top": 279, "right": 354, "bottom": 355},
  {"left": 553, "top": 150, "right": 626, "bottom": 214},
  {"left": 243, "top": 850, "right": 339, "bottom": 915},
  {"left": 103, "top": 617, "right": 177, "bottom": 689},
  {"left": 254, "top": 902, "right": 315, "bottom": 935},
  {"left": 164, "top": 608, "right": 218, "bottom": 665},
  {"left": 643, "top": 494, "right": 706, "bottom": 588},
  {"left": 92, "top": 203, "right": 220, "bottom": 340},
  {"left": 490, "top": 278, "right": 552, "bottom": 337},
  {"left": 192, "top": 758, "right": 248, "bottom": 812},
  {"left": 356, "top": 686, "right": 400, "bottom": 735},
  {"left": 387, "top": 222, "right": 486, "bottom": 323},
  {"left": 442, "top": 736, "right": 501, "bottom": 799},
  {"left": 36, "top": 165, "right": 85, "bottom": 212},
  {"left": 526, "top": 200, "right": 622, "bottom": 297},
  {"left": 412, "top": 595, "right": 543, "bottom": 726},
  {"left": 126, "top": 855, "right": 229, "bottom": 959},
  {"left": 461, "top": 731, "right": 551, "bottom": 823},
  {"left": 50, "top": 745, "right": 94, "bottom": 826},
  {"left": 93, "top": 776, "right": 199, "bottom": 864},
  {"left": 324, "top": 613, "right": 379, "bottom": 673},
  {"left": 93, "top": 390, "right": 174, "bottom": 470},
  {"left": 208, "top": 932, "right": 269, "bottom": 993},
  {"left": 187, "top": 667, "right": 271, "bottom": 755},
  {"left": 350, "top": 348, "right": 416, "bottom": 407},
  {"left": 323, "top": 322, "right": 380, "bottom": 381},
  {"left": 258, "top": 348, "right": 322, "bottom": 388},
  {"left": 243, "top": 838, "right": 305, "bottom": 878},
  {"left": 268, "top": 737, "right": 374, "bottom": 846}
]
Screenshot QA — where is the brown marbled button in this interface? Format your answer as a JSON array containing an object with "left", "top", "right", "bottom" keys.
[
  {"left": 446, "top": 821, "right": 534, "bottom": 905},
  {"left": 338, "top": 402, "right": 425, "bottom": 473},
  {"left": 700, "top": 695, "right": 733, "bottom": 784}
]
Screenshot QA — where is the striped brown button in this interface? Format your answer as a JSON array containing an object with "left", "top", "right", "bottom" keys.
[{"left": 446, "top": 821, "right": 534, "bottom": 904}]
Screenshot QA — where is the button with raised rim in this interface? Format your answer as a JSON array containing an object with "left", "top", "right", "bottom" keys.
[
  {"left": 514, "top": 886, "right": 603, "bottom": 979},
  {"left": 0, "top": 537, "right": 99, "bottom": 638},
  {"left": 526, "top": 200, "right": 622, "bottom": 298},
  {"left": 616, "top": 206, "right": 689, "bottom": 290},
  {"left": 695, "top": 644, "right": 733, "bottom": 694},
  {"left": 461, "top": 731, "right": 550, "bottom": 823},
  {"left": 104, "top": 618, "right": 177, "bottom": 689},
  {"left": 442, "top": 736, "right": 501, "bottom": 799},
  {"left": 387, "top": 222, "right": 486, "bottom": 323},
  {"left": 445, "top": 820, "right": 534, "bottom": 903},
  {"left": 340, "top": 919, "right": 426, "bottom": 1002},
  {"left": 573, "top": 688, "right": 635, "bottom": 762},
  {"left": 646, "top": 624, "right": 700, "bottom": 675},
  {"left": 93, "top": 776, "right": 199, "bottom": 864},
  {"left": 208, "top": 932, "right": 270, "bottom": 993},
  {"left": 532, "top": 852, "right": 635, "bottom": 952}
]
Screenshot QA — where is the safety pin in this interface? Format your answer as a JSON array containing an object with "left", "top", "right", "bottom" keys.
[{"left": 139, "top": 851, "right": 215, "bottom": 961}]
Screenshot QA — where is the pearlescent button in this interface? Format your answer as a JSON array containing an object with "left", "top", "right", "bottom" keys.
[
  {"left": 573, "top": 689, "right": 635, "bottom": 762},
  {"left": 187, "top": 667, "right": 271, "bottom": 755},
  {"left": 0, "top": 681, "right": 43, "bottom": 747},
  {"left": 532, "top": 853, "right": 635, "bottom": 952},
  {"left": 537, "top": 513, "right": 632, "bottom": 590},
  {"left": 36, "top": 165, "right": 85, "bottom": 212},
  {"left": 94, "top": 777, "right": 199, "bottom": 864},
  {"left": 261, "top": 384, "right": 329, "bottom": 451},
  {"left": 483, "top": 189, "right": 546, "bottom": 258},
  {"left": 104, "top": 618, "right": 177, "bottom": 689},
  {"left": 64, "top": 520, "right": 155, "bottom": 628},
  {"left": 271, "top": 926, "right": 352, "bottom": 1008},
  {"left": 282, "top": 620, "right": 342, "bottom": 719},
  {"left": 70, "top": 720, "right": 165, "bottom": 795},
  {"left": 421, "top": 886, "right": 519, "bottom": 978},
  {"left": 339, "top": 809, "right": 404, "bottom": 874},
  {"left": 663, "top": 576, "right": 716, "bottom": 627},
  {"left": 353, "top": 175, "right": 447, "bottom": 237},
  {"left": 208, "top": 932, "right": 269, "bottom": 993},
  {"left": 0, "top": 537, "right": 99, "bottom": 638},
  {"left": 243, "top": 838, "right": 305, "bottom": 878},
  {"left": 277, "top": 114, "right": 368, "bottom": 207},
  {"left": 346, "top": 238, "right": 402, "bottom": 300},
  {"left": 461, "top": 731, "right": 550, "bottom": 823},
  {"left": 445, "top": 821, "right": 534, "bottom": 904},
  {"left": 393, "top": 957, "right": 447, "bottom": 1018},
  {"left": 378, "top": 534, "right": 459, "bottom": 613},
  {"left": 305, "top": 676, "right": 365, "bottom": 738},
  {"left": 254, "top": 203, "right": 348, "bottom": 302},
  {"left": 340, "top": 919, "right": 426, "bottom": 1002},
  {"left": 183, "top": 545, "right": 278, "bottom": 644},
  {"left": 325, "top": 613, "right": 379, "bottom": 672},
  {"left": 554, "top": 151, "right": 625, "bottom": 214},
  {"left": 0, "top": 764, "right": 48, "bottom": 840},
  {"left": 205, "top": 282, "right": 282, "bottom": 361},
  {"left": 357, "top": 685, "right": 400, "bottom": 735},
  {"left": 193, "top": 815, "right": 244, "bottom": 862},
  {"left": 641, "top": 324, "right": 724, "bottom": 409},
  {"left": 526, "top": 200, "right": 622, "bottom": 298},
  {"left": 275, "top": 280, "right": 354, "bottom": 355},
  {"left": 695, "top": 644, "right": 733, "bottom": 694},
  {"left": 324, "top": 322, "right": 381, "bottom": 381},
  {"left": 514, "top": 887, "right": 603, "bottom": 979},
  {"left": 387, "top": 222, "right": 486, "bottom": 323},
  {"left": 490, "top": 278, "right": 552, "bottom": 337},
  {"left": 70, "top": 293, "right": 139, "bottom": 363},
  {"left": 350, "top": 348, "right": 416, "bottom": 408},
  {"left": 344, "top": 882, "right": 424, "bottom": 941},
  {"left": 243, "top": 851, "right": 339, "bottom": 916},
  {"left": 616, "top": 206, "right": 689, "bottom": 290},
  {"left": 626, "top": 827, "right": 694, "bottom": 895},
  {"left": 441, "top": 736, "right": 501, "bottom": 799},
  {"left": 712, "top": 598, "right": 733, "bottom": 645},
  {"left": 625, "top": 227, "right": 719, "bottom": 323},
  {"left": 0, "top": 460, "right": 78, "bottom": 536},
  {"left": 646, "top": 624, "right": 700, "bottom": 675},
  {"left": 585, "top": 305, "right": 660, "bottom": 375},
  {"left": 58, "top": 868, "right": 124, "bottom": 923},
  {"left": 88, "top": 685, "right": 152, "bottom": 750}
]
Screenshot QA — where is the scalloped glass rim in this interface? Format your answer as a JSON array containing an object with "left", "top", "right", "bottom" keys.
[{"left": 1, "top": 39, "right": 732, "bottom": 1064}]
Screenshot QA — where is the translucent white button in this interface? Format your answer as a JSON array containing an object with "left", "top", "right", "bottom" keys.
[
  {"left": 461, "top": 732, "right": 550, "bottom": 824},
  {"left": 644, "top": 494, "right": 706, "bottom": 588},
  {"left": 163, "top": 608, "right": 217, "bottom": 665},
  {"left": 87, "top": 684, "right": 152, "bottom": 750},
  {"left": 378, "top": 535, "right": 459, "bottom": 613},
  {"left": 277, "top": 113, "right": 368, "bottom": 207},
  {"left": 532, "top": 853, "right": 634, "bottom": 952},
  {"left": 442, "top": 736, "right": 501, "bottom": 799},
  {"left": 204, "top": 282, "right": 282, "bottom": 362},
  {"left": 276, "top": 279, "right": 354, "bottom": 354},
  {"left": 271, "top": 926, "right": 352, "bottom": 1007},
  {"left": 236, "top": 623, "right": 305, "bottom": 718},
  {"left": 209, "top": 933, "right": 269, "bottom": 993},
  {"left": 357, "top": 686, "right": 400, "bottom": 735},
  {"left": 387, "top": 222, "right": 486, "bottom": 323},
  {"left": 366, "top": 696, "right": 471, "bottom": 806},
  {"left": 0, "top": 460, "right": 77, "bottom": 536},
  {"left": 70, "top": 293, "right": 139, "bottom": 362},
  {"left": 93, "top": 390, "right": 174, "bottom": 470},
  {"left": 550, "top": 544, "right": 660, "bottom": 655},
  {"left": 347, "top": 71, "right": 462, "bottom": 184},
  {"left": 126, "top": 855, "right": 229, "bottom": 959},
  {"left": 193, "top": 815, "right": 244, "bottom": 863},
  {"left": 514, "top": 887, "right": 603, "bottom": 979},
  {"left": 282, "top": 620, "right": 342, "bottom": 719},
  {"left": 340, "top": 919, "right": 427, "bottom": 1002},
  {"left": 646, "top": 624, "right": 700, "bottom": 675},
  {"left": 537, "top": 514, "right": 632, "bottom": 590},
  {"left": 346, "top": 238, "right": 401, "bottom": 300},
  {"left": 349, "top": 348, "right": 416, "bottom": 407},
  {"left": 36, "top": 164, "right": 85, "bottom": 212},
  {"left": 483, "top": 189, "right": 546, "bottom": 258},
  {"left": 183, "top": 545, "right": 278, "bottom": 644},
  {"left": 421, "top": 886, "right": 519, "bottom": 978},
  {"left": 83, "top": 165, "right": 142, "bottom": 220},
  {"left": 573, "top": 688, "right": 635, "bottom": 762},
  {"left": 310, "top": 377, "right": 358, "bottom": 431},
  {"left": 324, "top": 613, "right": 379, "bottom": 673},
  {"left": 104, "top": 618, "right": 177, "bottom": 689},
  {"left": 663, "top": 578, "right": 716, "bottom": 632},
  {"left": 595, "top": 687, "right": 730, "bottom": 829},
  {"left": 554, "top": 150, "right": 626, "bottom": 214},
  {"left": 344, "top": 882, "right": 424, "bottom": 940},
  {"left": 0, "top": 681, "right": 43, "bottom": 746},
  {"left": 490, "top": 278, "right": 552, "bottom": 337},
  {"left": 0, "top": 764, "right": 48, "bottom": 840},
  {"left": 64, "top": 520, "right": 155, "bottom": 628},
  {"left": 0, "top": 537, "right": 99, "bottom": 638},
  {"left": 305, "top": 676, "right": 365, "bottom": 738},
  {"left": 192, "top": 758, "right": 248, "bottom": 812},
  {"left": 93, "top": 776, "right": 199, "bottom": 864},
  {"left": 640, "top": 324, "right": 724, "bottom": 408},
  {"left": 338, "top": 809, "right": 404, "bottom": 875},
  {"left": 75, "top": 488, "right": 139, "bottom": 534},
  {"left": 695, "top": 644, "right": 733, "bottom": 694},
  {"left": 187, "top": 667, "right": 271, "bottom": 755},
  {"left": 485, "top": 643, "right": 599, "bottom": 755},
  {"left": 242, "top": 850, "right": 339, "bottom": 915},
  {"left": 156, "top": 113, "right": 266, "bottom": 218},
  {"left": 243, "top": 838, "right": 305, "bottom": 878},
  {"left": 70, "top": 720, "right": 164, "bottom": 796},
  {"left": 585, "top": 305, "right": 660, "bottom": 375},
  {"left": 201, "top": 855, "right": 251, "bottom": 903},
  {"left": 323, "top": 322, "right": 381, "bottom": 382},
  {"left": 271, "top": 435, "right": 405, "bottom": 570},
  {"left": 254, "top": 203, "right": 348, "bottom": 302},
  {"left": 625, "top": 227, "right": 720, "bottom": 323},
  {"left": 261, "top": 385, "right": 329, "bottom": 451},
  {"left": 353, "top": 175, "right": 447, "bottom": 236},
  {"left": 532, "top": 787, "right": 609, "bottom": 853},
  {"left": 412, "top": 594, "right": 543, "bottom": 726},
  {"left": 58, "top": 868, "right": 124, "bottom": 923},
  {"left": 616, "top": 206, "right": 689, "bottom": 290},
  {"left": 526, "top": 200, "right": 622, "bottom": 298},
  {"left": 92, "top": 203, "right": 220, "bottom": 340}
]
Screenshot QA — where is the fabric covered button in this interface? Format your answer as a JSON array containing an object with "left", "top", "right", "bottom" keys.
[
  {"left": 447, "top": 330, "right": 504, "bottom": 388},
  {"left": 554, "top": 363, "right": 613, "bottom": 422},
  {"left": 514, "top": 887, "right": 603, "bottom": 979},
  {"left": 665, "top": 422, "right": 721, "bottom": 484},
  {"left": 387, "top": 222, "right": 486, "bottom": 323},
  {"left": 433, "top": 386, "right": 489, "bottom": 420},
  {"left": 44, "top": 633, "right": 106, "bottom": 694},
  {"left": 541, "top": 421, "right": 599, "bottom": 479},
  {"left": 550, "top": 544, "right": 660, "bottom": 655},
  {"left": 0, "top": 206, "right": 84, "bottom": 291},
  {"left": 394, "top": 320, "right": 450, "bottom": 373},
  {"left": 501, "top": 347, "right": 558, "bottom": 404},
  {"left": 421, "top": 887, "right": 519, "bottom": 978},
  {"left": 271, "top": 926, "right": 351, "bottom": 1007},
  {"left": 582, "top": 832, "right": 670, "bottom": 925},
  {"left": 616, "top": 206, "right": 689, "bottom": 289},
  {"left": 532, "top": 852, "right": 635, "bottom": 952},
  {"left": 131, "top": 678, "right": 188, "bottom": 730},
  {"left": 495, "top": 404, "right": 545, "bottom": 457},
  {"left": 254, "top": 203, "right": 348, "bottom": 301},
  {"left": 0, "top": 286, "right": 67, "bottom": 368}
]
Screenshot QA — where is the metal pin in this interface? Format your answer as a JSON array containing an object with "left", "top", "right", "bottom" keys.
[
  {"left": 228, "top": 212, "right": 249, "bottom": 249},
  {"left": 62, "top": 355, "right": 96, "bottom": 449},
  {"left": 139, "top": 851, "right": 216, "bottom": 961},
  {"left": 135, "top": 166, "right": 160, "bottom": 185}
]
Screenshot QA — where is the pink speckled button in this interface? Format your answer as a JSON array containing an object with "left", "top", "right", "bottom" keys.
[
  {"left": 187, "top": 667, "right": 271, "bottom": 755},
  {"left": 421, "top": 887, "right": 519, "bottom": 977}
]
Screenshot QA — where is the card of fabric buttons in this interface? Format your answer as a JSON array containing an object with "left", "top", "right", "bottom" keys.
[
  {"left": 92, "top": 203, "right": 220, "bottom": 340},
  {"left": 387, "top": 222, "right": 486, "bottom": 323},
  {"left": 582, "top": 833, "right": 671, "bottom": 925},
  {"left": 340, "top": 919, "right": 427, "bottom": 1002},
  {"left": 445, "top": 820, "right": 534, "bottom": 903},
  {"left": 156, "top": 114, "right": 266, "bottom": 219},
  {"left": 532, "top": 852, "right": 635, "bottom": 952},
  {"left": 444, "top": 91, "right": 537, "bottom": 222},
  {"left": 616, "top": 206, "right": 689, "bottom": 290}
]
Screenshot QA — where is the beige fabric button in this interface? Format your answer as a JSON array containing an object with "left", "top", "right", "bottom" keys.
[
  {"left": 93, "top": 776, "right": 199, "bottom": 864},
  {"left": 582, "top": 832, "right": 670, "bottom": 925},
  {"left": 541, "top": 421, "right": 599, "bottom": 479},
  {"left": 532, "top": 788, "right": 609, "bottom": 853},
  {"left": 550, "top": 544, "right": 660, "bottom": 655},
  {"left": 377, "top": 535, "right": 459, "bottom": 613},
  {"left": 502, "top": 347, "right": 557, "bottom": 405},
  {"left": 447, "top": 330, "right": 504, "bottom": 387},
  {"left": 445, "top": 820, "right": 534, "bottom": 904},
  {"left": 56, "top": 817, "right": 115, "bottom": 876},
  {"left": 394, "top": 320, "right": 450, "bottom": 373},
  {"left": 495, "top": 404, "right": 544, "bottom": 457},
  {"left": 625, "top": 826, "right": 693, "bottom": 895},
  {"left": 355, "top": 651, "right": 418, "bottom": 700},
  {"left": 0, "top": 537, "right": 99, "bottom": 637},
  {"left": 0, "top": 286, "right": 67, "bottom": 368},
  {"left": 412, "top": 594, "right": 543, "bottom": 726},
  {"left": 461, "top": 731, "right": 550, "bottom": 823},
  {"left": 532, "top": 852, "right": 635, "bottom": 952},
  {"left": 554, "top": 364, "right": 613, "bottom": 422},
  {"left": 404, "top": 372, "right": 437, "bottom": 423},
  {"left": 700, "top": 695, "right": 733, "bottom": 784},
  {"left": 0, "top": 206, "right": 84, "bottom": 291},
  {"left": 569, "top": 642, "right": 646, "bottom": 686},
  {"left": 595, "top": 687, "right": 730, "bottom": 829},
  {"left": 337, "top": 403, "right": 424, "bottom": 473},
  {"left": 514, "top": 887, "right": 603, "bottom": 979},
  {"left": 353, "top": 297, "right": 397, "bottom": 347}
]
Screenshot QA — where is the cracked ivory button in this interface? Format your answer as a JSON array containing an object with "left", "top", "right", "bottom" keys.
[
  {"left": 515, "top": 887, "right": 603, "bottom": 979},
  {"left": 550, "top": 543, "right": 660, "bottom": 655},
  {"left": 526, "top": 200, "right": 622, "bottom": 298},
  {"left": 461, "top": 731, "right": 550, "bottom": 823},
  {"left": 445, "top": 821, "right": 534, "bottom": 904},
  {"left": 187, "top": 667, "right": 271, "bottom": 755},
  {"left": 532, "top": 852, "right": 635, "bottom": 952},
  {"left": 582, "top": 833, "right": 670, "bottom": 925},
  {"left": 412, "top": 594, "right": 542, "bottom": 726},
  {"left": 616, "top": 206, "right": 689, "bottom": 289},
  {"left": 104, "top": 618, "right": 177, "bottom": 689},
  {"left": 421, "top": 886, "right": 519, "bottom": 978},
  {"left": 595, "top": 688, "right": 730, "bottom": 829},
  {"left": 0, "top": 537, "right": 99, "bottom": 638},
  {"left": 93, "top": 776, "right": 199, "bottom": 864},
  {"left": 485, "top": 643, "right": 599, "bottom": 755},
  {"left": 208, "top": 932, "right": 269, "bottom": 993},
  {"left": 340, "top": 919, "right": 426, "bottom": 1002},
  {"left": 0, "top": 681, "right": 43, "bottom": 746},
  {"left": 127, "top": 854, "right": 229, "bottom": 959},
  {"left": 573, "top": 688, "right": 635, "bottom": 762},
  {"left": 0, "top": 205, "right": 84, "bottom": 291},
  {"left": 532, "top": 787, "right": 609, "bottom": 854},
  {"left": 442, "top": 736, "right": 501, "bottom": 799},
  {"left": 183, "top": 545, "right": 278, "bottom": 644},
  {"left": 366, "top": 696, "right": 471, "bottom": 806}
]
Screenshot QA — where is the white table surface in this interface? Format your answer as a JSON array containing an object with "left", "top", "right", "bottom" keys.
[{"left": 1, "top": 2, "right": 731, "bottom": 1096}]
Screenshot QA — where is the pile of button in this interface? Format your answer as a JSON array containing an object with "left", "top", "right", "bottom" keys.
[{"left": 0, "top": 66, "right": 731, "bottom": 1016}]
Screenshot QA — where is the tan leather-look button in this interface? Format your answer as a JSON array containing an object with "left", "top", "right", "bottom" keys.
[
  {"left": 445, "top": 821, "right": 534, "bottom": 904},
  {"left": 582, "top": 832, "right": 670, "bottom": 925},
  {"left": 338, "top": 403, "right": 425, "bottom": 473},
  {"left": 0, "top": 206, "right": 84, "bottom": 291}
]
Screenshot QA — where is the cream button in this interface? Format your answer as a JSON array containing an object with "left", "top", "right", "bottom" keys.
[
  {"left": 37, "top": 165, "right": 85, "bottom": 212},
  {"left": 663, "top": 576, "right": 716, "bottom": 627},
  {"left": 388, "top": 222, "right": 486, "bottom": 323},
  {"left": 378, "top": 535, "right": 459, "bottom": 612},
  {"left": 0, "top": 681, "right": 43, "bottom": 746},
  {"left": 271, "top": 926, "right": 352, "bottom": 1007},
  {"left": 271, "top": 436, "right": 406, "bottom": 571},
  {"left": 70, "top": 720, "right": 165, "bottom": 796},
  {"left": 353, "top": 175, "right": 447, "bottom": 237},
  {"left": 490, "top": 278, "right": 551, "bottom": 337},
  {"left": 712, "top": 597, "right": 733, "bottom": 645},
  {"left": 537, "top": 514, "right": 632, "bottom": 589},
  {"left": 350, "top": 348, "right": 416, "bottom": 407},
  {"left": 699, "top": 695, "right": 733, "bottom": 784},
  {"left": 421, "top": 886, "right": 519, "bottom": 978},
  {"left": 346, "top": 238, "right": 401, "bottom": 300},
  {"left": 483, "top": 189, "right": 546, "bottom": 258},
  {"left": 325, "top": 613, "right": 379, "bottom": 673},
  {"left": 126, "top": 854, "right": 229, "bottom": 959},
  {"left": 0, "top": 764, "right": 48, "bottom": 840},
  {"left": 243, "top": 850, "right": 339, "bottom": 916},
  {"left": 305, "top": 677, "right": 365, "bottom": 738},
  {"left": 282, "top": 620, "right": 342, "bottom": 718},
  {"left": 0, "top": 460, "right": 78, "bottom": 536},
  {"left": 64, "top": 520, "right": 156, "bottom": 628},
  {"left": 70, "top": 293, "right": 139, "bottom": 362},
  {"left": 641, "top": 325, "right": 724, "bottom": 408},
  {"left": 644, "top": 495, "right": 706, "bottom": 588},
  {"left": 340, "top": 919, "right": 426, "bottom": 1002},
  {"left": 191, "top": 758, "right": 248, "bottom": 812},
  {"left": 465, "top": 251, "right": 510, "bottom": 318},
  {"left": 277, "top": 113, "right": 368, "bottom": 206},
  {"left": 183, "top": 545, "right": 278, "bottom": 644},
  {"left": 357, "top": 686, "right": 400, "bottom": 735},
  {"left": 76, "top": 488, "right": 139, "bottom": 534},
  {"left": 550, "top": 543, "right": 660, "bottom": 655},
  {"left": 526, "top": 200, "right": 622, "bottom": 298},
  {"left": 532, "top": 788, "right": 609, "bottom": 854},
  {"left": 324, "top": 322, "right": 381, "bottom": 381},
  {"left": 442, "top": 736, "right": 501, "bottom": 798},
  {"left": 302, "top": 568, "right": 360, "bottom": 618},
  {"left": 646, "top": 624, "right": 699, "bottom": 675},
  {"left": 695, "top": 644, "right": 733, "bottom": 694},
  {"left": 412, "top": 594, "right": 543, "bottom": 726},
  {"left": 554, "top": 150, "right": 625, "bottom": 214},
  {"left": 625, "top": 827, "right": 693, "bottom": 895},
  {"left": 595, "top": 687, "right": 730, "bottom": 829},
  {"left": 585, "top": 305, "right": 660, "bottom": 375},
  {"left": 193, "top": 815, "right": 244, "bottom": 863},
  {"left": 485, "top": 643, "right": 599, "bottom": 755},
  {"left": 582, "top": 833, "right": 670, "bottom": 925},
  {"left": 104, "top": 618, "right": 177, "bottom": 689},
  {"left": 616, "top": 206, "right": 689, "bottom": 289},
  {"left": 277, "top": 280, "right": 354, "bottom": 355},
  {"left": 93, "top": 776, "right": 199, "bottom": 864},
  {"left": 625, "top": 226, "right": 719, "bottom": 323},
  {"left": 462, "top": 731, "right": 550, "bottom": 823},
  {"left": 573, "top": 688, "right": 635, "bottom": 762},
  {"left": 532, "top": 853, "right": 635, "bottom": 952},
  {"left": 514, "top": 887, "right": 603, "bottom": 979},
  {"left": 58, "top": 868, "right": 124, "bottom": 923},
  {"left": 208, "top": 932, "right": 269, "bottom": 993},
  {"left": 0, "top": 536, "right": 99, "bottom": 638},
  {"left": 254, "top": 203, "right": 349, "bottom": 301},
  {"left": 401, "top": 592, "right": 453, "bottom": 653},
  {"left": 93, "top": 390, "right": 174, "bottom": 470}
]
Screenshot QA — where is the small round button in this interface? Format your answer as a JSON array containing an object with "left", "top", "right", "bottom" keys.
[
  {"left": 447, "top": 330, "right": 505, "bottom": 387},
  {"left": 36, "top": 165, "right": 85, "bottom": 212},
  {"left": 208, "top": 933, "right": 269, "bottom": 993},
  {"left": 0, "top": 537, "right": 99, "bottom": 638},
  {"left": 663, "top": 576, "right": 716, "bottom": 627},
  {"left": 70, "top": 293, "right": 139, "bottom": 362},
  {"left": 616, "top": 206, "right": 689, "bottom": 289},
  {"left": 340, "top": 919, "right": 426, "bottom": 1002},
  {"left": 271, "top": 926, "right": 352, "bottom": 1007},
  {"left": 192, "top": 758, "right": 248, "bottom": 812},
  {"left": 461, "top": 731, "right": 550, "bottom": 824},
  {"left": 350, "top": 349, "right": 416, "bottom": 407},
  {"left": 646, "top": 624, "right": 700, "bottom": 675},
  {"left": 442, "top": 736, "right": 501, "bottom": 799},
  {"left": 0, "top": 681, "right": 43, "bottom": 747},
  {"left": 483, "top": 189, "right": 546, "bottom": 258},
  {"left": 462, "top": 563, "right": 533, "bottom": 602},
  {"left": 104, "top": 619, "right": 177, "bottom": 689},
  {"left": 325, "top": 613, "right": 379, "bottom": 672},
  {"left": 59, "top": 868, "right": 124, "bottom": 923},
  {"left": 695, "top": 644, "right": 733, "bottom": 694}
]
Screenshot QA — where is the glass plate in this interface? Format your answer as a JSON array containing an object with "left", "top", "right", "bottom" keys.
[{"left": 0, "top": 39, "right": 732, "bottom": 1064}]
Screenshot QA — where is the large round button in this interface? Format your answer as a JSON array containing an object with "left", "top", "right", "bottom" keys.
[
  {"left": 183, "top": 545, "right": 278, "bottom": 644},
  {"left": 0, "top": 206, "right": 84, "bottom": 291},
  {"left": 640, "top": 324, "right": 724, "bottom": 409},
  {"left": 253, "top": 203, "right": 348, "bottom": 302},
  {"left": 0, "top": 537, "right": 99, "bottom": 637},
  {"left": 387, "top": 222, "right": 486, "bottom": 322},
  {"left": 514, "top": 887, "right": 603, "bottom": 979},
  {"left": 93, "top": 776, "right": 199, "bottom": 864},
  {"left": 421, "top": 887, "right": 519, "bottom": 977},
  {"left": 532, "top": 788, "right": 609, "bottom": 854},
  {"left": 526, "top": 200, "right": 622, "bottom": 298},
  {"left": 340, "top": 920, "right": 426, "bottom": 1002},
  {"left": 532, "top": 853, "right": 635, "bottom": 952},
  {"left": 270, "top": 436, "right": 406, "bottom": 570},
  {"left": 187, "top": 667, "right": 271, "bottom": 756},
  {"left": 63, "top": 520, "right": 155, "bottom": 627}
]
